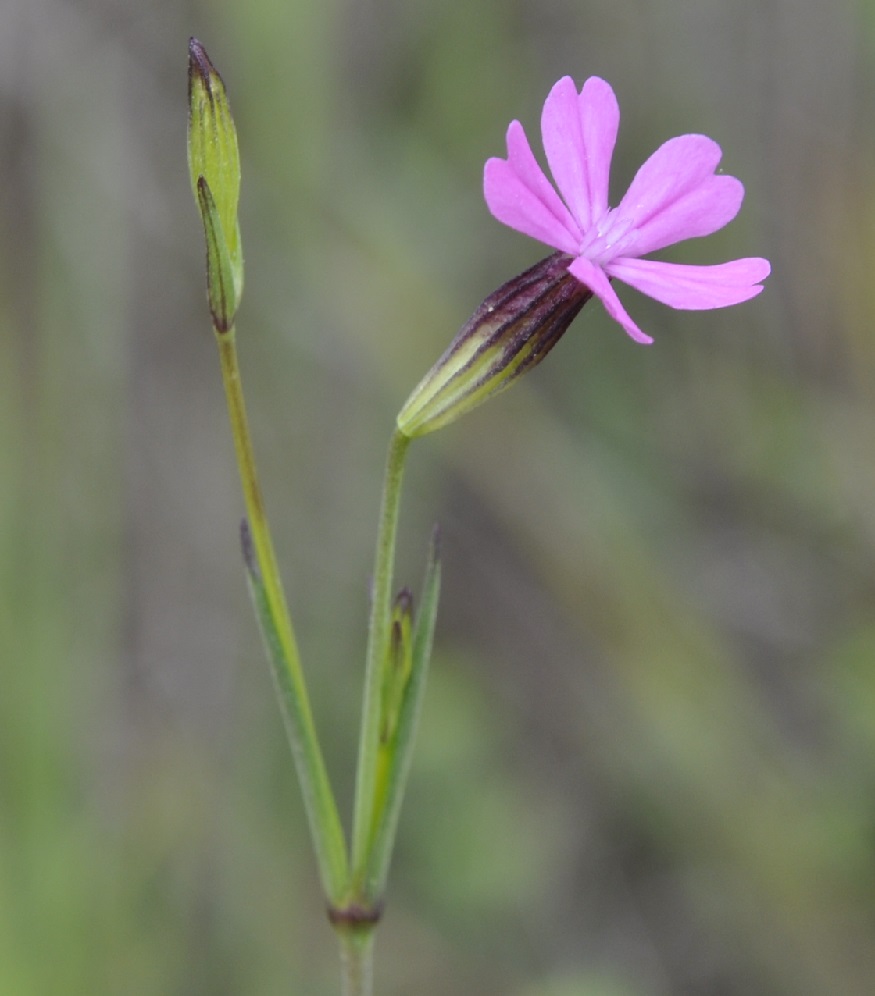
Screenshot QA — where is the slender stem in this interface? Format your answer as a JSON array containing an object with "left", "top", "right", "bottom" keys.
[
  {"left": 338, "top": 929, "right": 375, "bottom": 996},
  {"left": 351, "top": 428, "right": 411, "bottom": 889},
  {"left": 216, "top": 331, "right": 348, "bottom": 900}
]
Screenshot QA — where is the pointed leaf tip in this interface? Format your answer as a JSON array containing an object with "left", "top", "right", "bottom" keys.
[{"left": 429, "top": 523, "right": 442, "bottom": 562}]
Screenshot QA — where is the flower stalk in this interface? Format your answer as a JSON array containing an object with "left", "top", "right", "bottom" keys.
[{"left": 350, "top": 428, "right": 412, "bottom": 892}]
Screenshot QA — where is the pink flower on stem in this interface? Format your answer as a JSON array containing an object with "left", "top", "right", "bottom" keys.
[{"left": 484, "top": 76, "right": 770, "bottom": 344}]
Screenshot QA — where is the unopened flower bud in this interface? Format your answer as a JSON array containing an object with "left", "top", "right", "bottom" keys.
[
  {"left": 380, "top": 589, "right": 414, "bottom": 745},
  {"left": 396, "top": 252, "right": 591, "bottom": 437},
  {"left": 188, "top": 38, "right": 243, "bottom": 331}
]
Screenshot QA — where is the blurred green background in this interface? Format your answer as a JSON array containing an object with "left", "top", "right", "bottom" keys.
[{"left": 2, "top": 0, "right": 875, "bottom": 993}]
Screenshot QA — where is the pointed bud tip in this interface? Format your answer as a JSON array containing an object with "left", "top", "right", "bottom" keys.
[
  {"left": 188, "top": 38, "right": 218, "bottom": 86},
  {"left": 188, "top": 38, "right": 230, "bottom": 116},
  {"left": 394, "top": 587, "right": 414, "bottom": 615}
]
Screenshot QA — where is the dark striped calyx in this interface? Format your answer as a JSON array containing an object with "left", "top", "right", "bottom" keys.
[{"left": 396, "top": 252, "right": 591, "bottom": 437}]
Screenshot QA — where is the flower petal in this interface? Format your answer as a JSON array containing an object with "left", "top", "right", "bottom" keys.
[
  {"left": 607, "top": 256, "right": 771, "bottom": 309},
  {"left": 541, "top": 76, "right": 619, "bottom": 232},
  {"left": 612, "top": 135, "right": 744, "bottom": 257},
  {"left": 484, "top": 120, "right": 582, "bottom": 254},
  {"left": 567, "top": 255, "right": 653, "bottom": 344}
]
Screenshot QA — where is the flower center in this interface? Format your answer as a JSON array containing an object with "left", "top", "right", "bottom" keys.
[{"left": 577, "top": 208, "right": 637, "bottom": 266}]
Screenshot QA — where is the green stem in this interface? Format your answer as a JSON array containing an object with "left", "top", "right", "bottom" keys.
[
  {"left": 217, "top": 330, "right": 348, "bottom": 901},
  {"left": 338, "top": 929, "right": 375, "bottom": 996},
  {"left": 351, "top": 428, "right": 411, "bottom": 890}
]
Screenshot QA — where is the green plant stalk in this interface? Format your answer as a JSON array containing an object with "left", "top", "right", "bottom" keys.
[
  {"left": 350, "top": 428, "right": 412, "bottom": 893},
  {"left": 217, "top": 330, "right": 348, "bottom": 901},
  {"left": 338, "top": 929, "right": 374, "bottom": 996}
]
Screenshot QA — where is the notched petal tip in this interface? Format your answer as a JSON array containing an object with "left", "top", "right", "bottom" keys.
[
  {"left": 504, "top": 118, "right": 525, "bottom": 149},
  {"left": 750, "top": 257, "right": 771, "bottom": 281},
  {"left": 484, "top": 123, "right": 582, "bottom": 255},
  {"left": 581, "top": 75, "right": 614, "bottom": 96},
  {"left": 607, "top": 256, "right": 771, "bottom": 311}
]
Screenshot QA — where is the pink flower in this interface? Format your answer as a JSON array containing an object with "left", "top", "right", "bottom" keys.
[{"left": 484, "top": 76, "right": 770, "bottom": 344}]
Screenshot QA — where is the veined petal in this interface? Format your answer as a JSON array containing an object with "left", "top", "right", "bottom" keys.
[
  {"left": 607, "top": 256, "right": 771, "bottom": 309},
  {"left": 484, "top": 120, "right": 582, "bottom": 254},
  {"left": 623, "top": 175, "right": 745, "bottom": 258},
  {"left": 613, "top": 135, "right": 740, "bottom": 256},
  {"left": 577, "top": 77, "right": 619, "bottom": 223},
  {"left": 542, "top": 76, "right": 619, "bottom": 232},
  {"left": 568, "top": 255, "right": 653, "bottom": 344}
]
